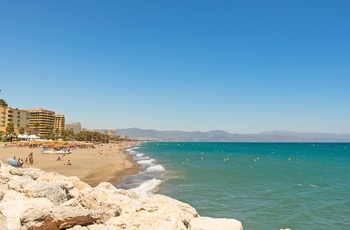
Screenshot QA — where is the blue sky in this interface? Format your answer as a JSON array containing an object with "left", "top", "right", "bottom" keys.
[{"left": 1, "top": 0, "right": 349, "bottom": 134}]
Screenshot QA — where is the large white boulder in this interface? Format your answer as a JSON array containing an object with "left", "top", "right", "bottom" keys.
[
  {"left": 8, "top": 177, "right": 68, "bottom": 205},
  {"left": 20, "top": 206, "right": 104, "bottom": 229},
  {"left": 0, "top": 198, "right": 53, "bottom": 230},
  {"left": 189, "top": 217, "right": 243, "bottom": 230}
]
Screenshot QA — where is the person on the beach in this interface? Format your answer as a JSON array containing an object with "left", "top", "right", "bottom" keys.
[
  {"left": 18, "top": 158, "right": 23, "bottom": 167},
  {"left": 56, "top": 156, "right": 62, "bottom": 161},
  {"left": 29, "top": 156, "right": 34, "bottom": 164},
  {"left": 64, "top": 160, "right": 72, "bottom": 165}
]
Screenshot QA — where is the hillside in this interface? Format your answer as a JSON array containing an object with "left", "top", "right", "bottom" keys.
[{"left": 116, "top": 128, "right": 350, "bottom": 142}]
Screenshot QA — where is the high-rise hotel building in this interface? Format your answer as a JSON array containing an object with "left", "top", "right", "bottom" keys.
[
  {"left": 0, "top": 105, "right": 29, "bottom": 134},
  {"left": 0, "top": 100, "right": 66, "bottom": 138},
  {"left": 27, "top": 108, "right": 65, "bottom": 137}
]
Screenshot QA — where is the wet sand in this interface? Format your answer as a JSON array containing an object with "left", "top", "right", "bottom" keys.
[{"left": 0, "top": 142, "right": 140, "bottom": 187}]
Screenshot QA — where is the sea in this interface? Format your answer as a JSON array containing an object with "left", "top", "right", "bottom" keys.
[{"left": 117, "top": 142, "right": 350, "bottom": 230}]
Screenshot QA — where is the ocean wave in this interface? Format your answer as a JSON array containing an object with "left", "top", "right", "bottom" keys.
[
  {"left": 131, "top": 178, "right": 162, "bottom": 197},
  {"left": 146, "top": 165, "right": 165, "bottom": 172},
  {"left": 137, "top": 159, "right": 154, "bottom": 165}
]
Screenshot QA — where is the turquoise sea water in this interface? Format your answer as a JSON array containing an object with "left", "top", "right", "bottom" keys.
[{"left": 118, "top": 142, "right": 350, "bottom": 230}]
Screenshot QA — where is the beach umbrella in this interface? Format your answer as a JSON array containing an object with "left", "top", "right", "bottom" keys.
[{"left": 7, "top": 158, "right": 16, "bottom": 164}]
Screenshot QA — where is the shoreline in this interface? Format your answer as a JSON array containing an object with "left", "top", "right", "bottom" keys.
[{"left": 0, "top": 142, "right": 141, "bottom": 187}]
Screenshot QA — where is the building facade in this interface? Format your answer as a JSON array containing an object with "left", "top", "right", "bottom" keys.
[
  {"left": 103, "top": 129, "right": 117, "bottom": 139},
  {"left": 54, "top": 114, "right": 65, "bottom": 134},
  {"left": 27, "top": 108, "right": 65, "bottom": 138},
  {"left": 0, "top": 106, "right": 29, "bottom": 135},
  {"left": 65, "top": 122, "right": 82, "bottom": 134}
]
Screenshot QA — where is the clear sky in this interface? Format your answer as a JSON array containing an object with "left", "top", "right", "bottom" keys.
[{"left": 1, "top": 0, "right": 349, "bottom": 134}]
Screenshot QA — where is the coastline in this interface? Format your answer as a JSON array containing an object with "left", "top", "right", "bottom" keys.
[
  {"left": 0, "top": 142, "right": 140, "bottom": 187},
  {"left": 0, "top": 158, "right": 243, "bottom": 229}
]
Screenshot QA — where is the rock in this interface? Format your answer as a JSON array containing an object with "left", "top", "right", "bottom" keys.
[
  {"left": 189, "top": 217, "right": 243, "bottom": 230},
  {"left": 0, "top": 162, "right": 243, "bottom": 230},
  {"left": 22, "top": 167, "right": 45, "bottom": 180},
  {"left": 0, "top": 198, "right": 53, "bottom": 230},
  {"left": 27, "top": 182, "right": 68, "bottom": 205},
  {"left": 36, "top": 173, "right": 91, "bottom": 198},
  {"left": 1, "top": 189, "right": 26, "bottom": 202},
  {"left": 68, "top": 224, "right": 115, "bottom": 230},
  {"left": 103, "top": 194, "right": 199, "bottom": 230},
  {"left": 9, "top": 168, "right": 23, "bottom": 176},
  {"left": 0, "top": 191, "right": 4, "bottom": 202},
  {"left": 8, "top": 177, "right": 68, "bottom": 205},
  {"left": 7, "top": 176, "right": 37, "bottom": 193},
  {"left": 105, "top": 214, "right": 188, "bottom": 230},
  {"left": 71, "top": 184, "right": 123, "bottom": 218},
  {"left": 20, "top": 206, "right": 104, "bottom": 230}
]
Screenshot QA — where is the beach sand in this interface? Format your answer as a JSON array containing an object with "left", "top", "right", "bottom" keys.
[{"left": 0, "top": 142, "right": 140, "bottom": 187}]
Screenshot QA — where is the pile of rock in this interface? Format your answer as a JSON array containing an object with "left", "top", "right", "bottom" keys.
[{"left": 0, "top": 161, "right": 243, "bottom": 230}]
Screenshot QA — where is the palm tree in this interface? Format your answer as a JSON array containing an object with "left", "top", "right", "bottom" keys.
[
  {"left": 6, "top": 123, "right": 14, "bottom": 135},
  {"left": 44, "top": 125, "right": 53, "bottom": 139},
  {"left": 34, "top": 123, "right": 40, "bottom": 136},
  {"left": 18, "top": 127, "right": 25, "bottom": 135}
]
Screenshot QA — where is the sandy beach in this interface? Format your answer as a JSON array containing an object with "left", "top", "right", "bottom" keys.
[{"left": 0, "top": 142, "right": 140, "bottom": 187}]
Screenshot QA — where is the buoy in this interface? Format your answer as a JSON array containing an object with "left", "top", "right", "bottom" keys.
[
  {"left": 288, "top": 158, "right": 291, "bottom": 161},
  {"left": 254, "top": 159, "right": 257, "bottom": 162},
  {"left": 201, "top": 157, "right": 204, "bottom": 160}
]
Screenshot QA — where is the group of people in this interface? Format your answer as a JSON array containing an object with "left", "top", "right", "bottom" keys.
[
  {"left": 55, "top": 154, "right": 72, "bottom": 165},
  {"left": 7, "top": 152, "right": 34, "bottom": 168},
  {"left": 56, "top": 154, "right": 65, "bottom": 161},
  {"left": 12, "top": 156, "right": 24, "bottom": 167},
  {"left": 11, "top": 156, "right": 28, "bottom": 167}
]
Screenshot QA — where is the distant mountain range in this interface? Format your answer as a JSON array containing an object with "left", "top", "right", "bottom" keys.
[{"left": 116, "top": 128, "right": 350, "bottom": 142}]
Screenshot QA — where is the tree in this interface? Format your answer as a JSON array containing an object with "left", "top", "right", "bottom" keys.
[
  {"left": 0, "top": 99, "right": 8, "bottom": 107},
  {"left": 6, "top": 123, "right": 14, "bottom": 135},
  {"left": 18, "top": 126, "right": 25, "bottom": 134},
  {"left": 73, "top": 130, "right": 110, "bottom": 143},
  {"left": 44, "top": 125, "right": 53, "bottom": 139},
  {"left": 34, "top": 123, "right": 40, "bottom": 136}
]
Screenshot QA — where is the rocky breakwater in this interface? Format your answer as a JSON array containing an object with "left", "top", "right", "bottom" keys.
[{"left": 0, "top": 161, "right": 243, "bottom": 230}]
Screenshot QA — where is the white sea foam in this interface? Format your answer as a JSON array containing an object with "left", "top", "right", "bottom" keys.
[
  {"left": 131, "top": 178, "right": 162, "bottom": 197},
  {"left": 136, "top": 153, "right": 144, "bottom": 157},
  {"left": 137, "top": 159, "right": 154, "bottom": 165},
  {"left": 146, "top": 165, "right": 165, "bottom": 172}
]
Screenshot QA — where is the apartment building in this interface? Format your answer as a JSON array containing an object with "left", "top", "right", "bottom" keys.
[
  {"left": 0, "top": 105, "right": 29, "bottom": 134},
  {"left": 103, "top": 129, "right": 117, "bottom": 138},
  {"left": 27, "top": 108, "right": 65, "bottom": 138},
  {"left": 65, "top": 122, "right": 82, "bottom": 134},
  {"left": 54, "top": 114, "right": 65, "bottom": 133}
]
